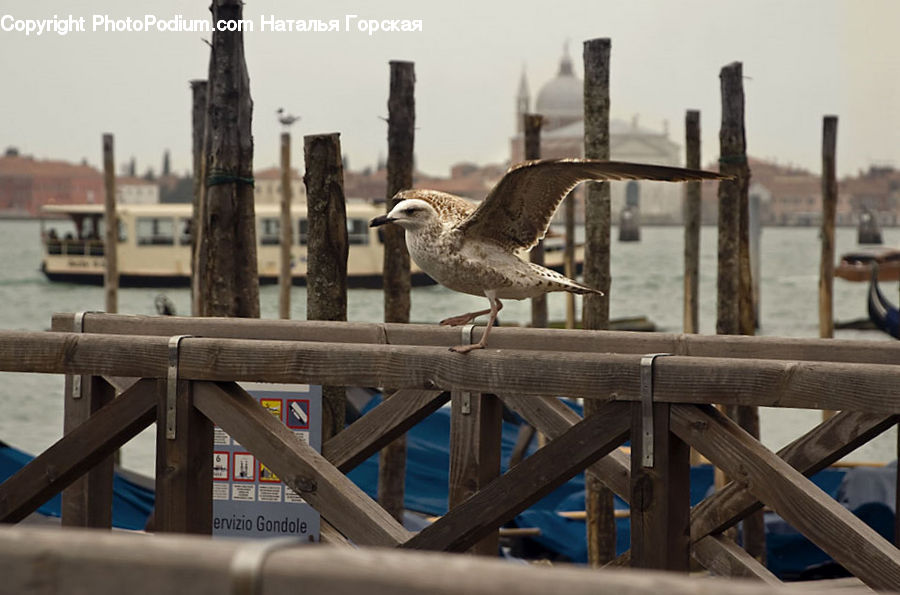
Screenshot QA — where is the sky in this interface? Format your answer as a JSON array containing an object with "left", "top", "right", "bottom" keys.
[{"left": 1, "top": 0, "right": 897, "bottom": 180}]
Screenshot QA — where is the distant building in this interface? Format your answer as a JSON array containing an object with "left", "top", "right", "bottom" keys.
[
  {"left": 253, "top": 167, "right": 306, "bottom": 205},
  {"left": 0, "top": 149, "right": 104, "bottom": 217},
  {"left": 511, "top": 46, "right": 683, "bottom": 224},
  {"left": 116, "top": 176, "right": 160, "bottom": 204}
]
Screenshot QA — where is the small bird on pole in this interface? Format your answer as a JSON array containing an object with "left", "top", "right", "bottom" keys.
[
  {"left": 276, "top": 108, "right": 300, "bottom": 129},
  {"left": 371, "top": 159, "right": 726, "bottom": 353}
]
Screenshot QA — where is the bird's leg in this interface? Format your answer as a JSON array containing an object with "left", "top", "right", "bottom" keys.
[
  {"left": 450, "top": 296, "right": 503, "bottom": 353},
  {"left": 440, "top": 307, "right": 492, "bottom": 327}
]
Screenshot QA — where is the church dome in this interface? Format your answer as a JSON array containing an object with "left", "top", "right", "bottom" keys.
[{"left": 535, "top": 48, "right": 582, "bottom": 130}]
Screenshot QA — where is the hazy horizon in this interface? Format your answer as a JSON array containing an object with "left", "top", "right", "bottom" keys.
[{"left": 2, "top": 0, "right": 897, "bottom": 182}]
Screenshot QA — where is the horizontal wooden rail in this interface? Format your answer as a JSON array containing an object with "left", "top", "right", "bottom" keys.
[
  {"left": 52, "top": 312, "right": 900, "bottom": 364},
  {"left": 4, "top": 330, "right": 900, "bottom": 412},
  {"left": 1, "top": 525, "right": 876, "bottom": 595}
]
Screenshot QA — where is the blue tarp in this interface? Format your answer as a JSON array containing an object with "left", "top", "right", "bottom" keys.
[{"left": 0, "top": 443, "right": 154, "bottom": 530}]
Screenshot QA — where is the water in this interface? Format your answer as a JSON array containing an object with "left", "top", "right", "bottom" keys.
[{"left": 1, "top": 219, "right": 898, "bottom": 475}]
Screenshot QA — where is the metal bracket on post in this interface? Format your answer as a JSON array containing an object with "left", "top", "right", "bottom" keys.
[
  {"left": 70, "top": 311, "right": 100, "bottom": 399},
  {"left": 459, "top": 324, "right": 475, "bottom": 414},
  {"left": 640, "top": 353, "right": 672, "bottom": 469},
  {"left": 230, "top": 537, "right": 306, "bottom": 595},
  {"left": 166, "top": 335, "right": 192, "bottom": 440}
]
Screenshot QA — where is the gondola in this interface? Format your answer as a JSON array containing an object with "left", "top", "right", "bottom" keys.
[{"left": 867, "top": 266, "right": 900, "bottom": 339}]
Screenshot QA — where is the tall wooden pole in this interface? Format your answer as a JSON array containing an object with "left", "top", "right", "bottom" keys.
[
  {"left": 717, "top": 61, "right": 764, "bottom": 563},
  {"left": 304, "top": 133, "right": 348, "bottom": 441},
  {"left": 279, "top": 132, "right": 293, "bottom": 319},
  {"left": 582, "top": 37, "right": 616, "bottom": 567},
  {"left": 102, "top": 133, "right": 118, "bottom": 314},
  {"left": 820, "top": 115, "right": 838, "bottom": 423},
  {"left": 380, "top": 60, "right": 415, "bottom": 523},
  {"left": 197, "top": 0, "right": 259, "bottom": 318},
  {"left": 819, "top": 115, "right": 838, "bottom": 339},
  {"left": 683, "top": 110, "right": 701, "bottom": 334},
  {"left": 524, "top": 114, "right": 548, "bottom": 329},
  {"left": 190, "top": 80, "right": 208, "bottom": 317}
]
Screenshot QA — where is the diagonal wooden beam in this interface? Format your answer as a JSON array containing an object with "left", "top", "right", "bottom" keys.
[
  {"left": 193, "top": 381, "right": 410, "bottom": 547},
  {"left": 691, "top": 410, "right": 896, "bottom": 541},
  {"left": 401, "top": 401, "right": 630, "bottom": 552},
  {"left": 693, "top": 534, "right": 782, "bottom": 585},
  {"left": 0, "top": 378, "right": 157, "bottom": 523},
  {"left": 672, "top": 404, "right": 900, "bottom": 591},
  {"left": 499, "top": 395, "right": 630, "bottom": 502},
  {"left": 323, "top": 389, "right": 448, "bottom": 472}
]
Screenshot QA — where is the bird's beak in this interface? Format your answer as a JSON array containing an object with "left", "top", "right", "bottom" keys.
[{"left": 369, "top": 215, "right": 395, "bottom": 228}]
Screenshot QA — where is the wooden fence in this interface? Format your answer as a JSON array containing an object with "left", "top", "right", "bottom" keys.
[{"left": 1, "top": 312, "right": 900, "bottom": 591}]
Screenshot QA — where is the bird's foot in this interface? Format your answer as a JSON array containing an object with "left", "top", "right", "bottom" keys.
[
  {"left": 440, "top": 313, "right": 478, "bottom": 326},
  {"left": 449, "top": 342, "right": 484, "bottom": 354}
]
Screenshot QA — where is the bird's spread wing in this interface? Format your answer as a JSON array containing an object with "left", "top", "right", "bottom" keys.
[{"left": 457, "top": 159, "right": 725, "bottom": 250}]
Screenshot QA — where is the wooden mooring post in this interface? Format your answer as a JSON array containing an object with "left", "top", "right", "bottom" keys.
[
  {"left": 304, "top": 133, "right": 348, "bottom": 441},
  {"left": 189, "top": 80, "right": 207, "bottom": 317},
  {"left": 102, "top": 133, "right": 117, "bottom": 314},
  {"left": 683, "top": 110, "right": 701, "bottom": 334},
  {"left": 583, "top": 36, "right": 616, "bottom": 567},
  {"left": 380, "top": 60, "right": 415, "bottom": 523},
  {"left": 718, "top": 60, "right": 764, "bottom": 563},
  {"left": 524, "top": 113, "right": 548, "bottom": 329},
  {"left": 279, "top": 132, "right": 293, "bottom": 319},
  {"left": 197, "top": 0, "right": 258, "bottom": 318}
]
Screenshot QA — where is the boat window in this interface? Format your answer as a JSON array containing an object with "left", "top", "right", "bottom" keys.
[
  {"left": 259, "top": 218, "right": 281, "bottom": 246},
  {"left": 179, "top": 218, "right": 192, "bottom": 246},
  {"left": 96, "top": 219, "right": 128, "bottom": 243},
  {"left": 347, "top": 219, "right": 369, "bottom": 245},
  {"left": 136, "top": 217, "right": 175, "bottom": 246}
]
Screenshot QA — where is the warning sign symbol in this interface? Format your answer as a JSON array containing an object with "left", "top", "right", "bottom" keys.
[
  {"left": 234, "top": 452, "right": 256, "bottom": 482},
  {"left": 287, "top": 399, "right": 310, "bottom": 429},
  {"left": 213, "top": 452, "right": 229, "bottom": 481},
  {"left": 260, "top": 398, "right": 283, "bottom": 421}
]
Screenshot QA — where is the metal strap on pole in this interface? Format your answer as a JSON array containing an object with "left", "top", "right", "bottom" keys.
[
  {"left": 459, "top": 324, "right": 475, "bottom": 414},
  {"left": 70, "top": 311, "right": 101, "bottom": 399},
  {"left": 640, "top": 353, "right": 672, "bottom": 468},
  {"left": 230, "top": 537, "right": 306, "bottom": 595},
  {"left": 166, "top": 335, "right": 192, "bottom": 440}
]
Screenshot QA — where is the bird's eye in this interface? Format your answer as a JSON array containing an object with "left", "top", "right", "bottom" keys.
[{"left": 403, "top": 207, "right": 417, "bottom": 216}]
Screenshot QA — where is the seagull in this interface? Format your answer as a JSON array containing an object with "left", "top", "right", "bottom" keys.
[
  {"left": 276, "top": 108, "right": 300, "bottom": 128},
  {"left": 370, "top": 159, "right": 725, "bottom": 353}
]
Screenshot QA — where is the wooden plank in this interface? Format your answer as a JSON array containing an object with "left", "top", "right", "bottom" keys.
[
  {"left": 61, "top": 375, "right": 115, "bottom": 528},
  {"left": 693, "top": 534, "right": 782, "bottom": 584},
  {"left": 672, "top": 404, "right": 900, "bottom": 591},
  {"left": 323, "top": 389, "right": 448, "bottom": 472},
  {"left": 0, "top": 379, "right": 156, "bottom": 523},
  {"left": 153, "top": 379, "right": 213, "bottom": 534},
  {"left": 3, "top": 525, "right": 876, "bottom": 595},
  {"left": 691, "top": 410, "right": 896, "bottom": 541},
  {"left": 278, "top": 131, "right": 293, "bottom": 320},
  {"left": 402, "top": 401, "right": 630, "bottom": 552},
  {"left": 8, "top": 331, "right": 900, "bottom": 414},
  {"left": 55, "top": 312, "right": 900, "bottom": 365},
  {"left": 448, "top": 391, "right": 503, "bottom": 555},
  {"left": 499, "top": 395, "right": 631, "bottom": 502},
  {"left": 630, "top": 402, "right": 691, "bottom": 572},
  {"left": 192, "top": 381, "right": 409, "bottom": 547}
]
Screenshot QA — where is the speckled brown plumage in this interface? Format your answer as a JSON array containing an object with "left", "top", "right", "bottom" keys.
[{"left": 370, "top": 159, "right": 725, "bottom": 352}]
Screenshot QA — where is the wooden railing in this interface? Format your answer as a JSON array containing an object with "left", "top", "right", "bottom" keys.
[{"left": 1, "top": 312, "right": 900, "bottom": 591}]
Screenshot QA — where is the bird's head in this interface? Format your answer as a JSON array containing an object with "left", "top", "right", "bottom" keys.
[{"left": 369, "top": 194, "right": 439, "bottom": 232}]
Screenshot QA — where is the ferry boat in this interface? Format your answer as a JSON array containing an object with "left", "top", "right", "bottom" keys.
[{"left": 39, "top": 202, "right": 581, "bottom": 288}]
